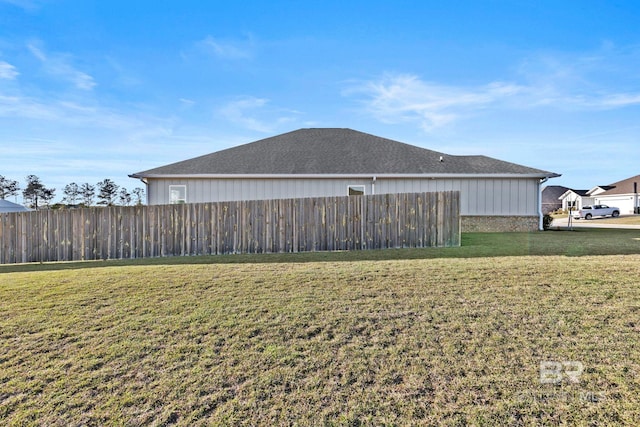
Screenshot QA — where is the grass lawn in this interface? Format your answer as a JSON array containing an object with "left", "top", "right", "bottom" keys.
[{"left": 2, "top": 230, "right": 640, "bottom": 425}]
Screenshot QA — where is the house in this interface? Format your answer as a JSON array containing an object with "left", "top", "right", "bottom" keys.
[
  {"left": 558, "top": 189, "right": 594, "bottom": 212},
  {"left": 0, "top": 199, "right": 30, "bottom": 213},
  {"left": 130, "top": 128, "right": 560, "bottom": 231},
  {"left": 589, "top": 174, "right": 640, "bottom": 214},
  {"left": 541, "top": 185, "right": 569, "bottom": 214},
  {"left": 586, "top": 185, "right": 616, "bottom": 197}
]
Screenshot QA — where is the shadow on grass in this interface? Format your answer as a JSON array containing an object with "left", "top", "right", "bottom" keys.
[{"left": 2, "top": 228, "right": 640, "bottom": 274}]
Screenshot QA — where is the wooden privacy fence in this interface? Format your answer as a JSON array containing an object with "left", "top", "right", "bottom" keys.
[{"left": 0, "top": 191, "right": 460, "bottom": 264}]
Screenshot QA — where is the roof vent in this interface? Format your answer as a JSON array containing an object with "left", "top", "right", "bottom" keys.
[{"left": 439, "top": 156, "right": 444, "bottom": 162}]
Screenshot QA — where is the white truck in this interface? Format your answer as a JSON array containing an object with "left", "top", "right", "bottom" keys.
[{"left": 572, "top": 204, "right": 620, "bottom": 220}]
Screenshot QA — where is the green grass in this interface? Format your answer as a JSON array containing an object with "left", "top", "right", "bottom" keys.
[
  {"left": 2, "top": 230, "right": 640, "bottom": 425},
  {"left": 2, "top": 228, "right": 640, "bottom": 274}
]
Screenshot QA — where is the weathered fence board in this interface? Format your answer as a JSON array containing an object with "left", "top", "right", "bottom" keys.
[{"left": 0, "top": 191, "right": 460, "bottom": 264}]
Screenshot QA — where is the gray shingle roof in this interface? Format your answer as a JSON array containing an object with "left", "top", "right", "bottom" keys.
[
  {"left": 566, "top": 189, "right": 590, "bottom": 197},
  {"left": 131, "top": 128, "right": 559, "bottom": 178},
  {"left": 0, "top": 199, "right": 30, "bottom": 213},
  {"left": 542, "top": 185, "right": 571, "bottom": 203}
]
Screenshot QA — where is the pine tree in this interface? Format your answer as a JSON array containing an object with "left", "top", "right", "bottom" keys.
[
  {"left": 62, "top": 182, "right": 80, "bottom": 205},
  {"left": 132, "top": 187, "right": 146, "bottom": 205},
  {"left": 118, "top": 187, "right": 131, "bottom": 206},
  {"left": 96, "top": 179, "right": 119, "bottom": 206},
  {"left": 80, "top": 183, "right": 95, "bottom": 207},
  {"left": 22, "top": 175, "right": 55, "bottom": 210},
  {"left": 0, "top": 175, "right": 20, "bottom": 200}
]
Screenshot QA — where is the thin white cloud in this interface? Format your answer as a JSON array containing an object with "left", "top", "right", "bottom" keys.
[
  {"left": 27, "top": 42, "right": 46, "bottom": 60},
  {"left": 218, "top": 96, "right": 298, "bottom": 133},
  {"left": 0, "top": 92, "right": 173, "bottom": 134},
  {"left": 27, "top": 41, "right": 96, "bottom": 90},
  {"left": 105, "top": 56, "right": 141, "bottom": 87},
  {"left": 198, "top": 35, "right": 252, "bottom": 60},
  {"left": 0, "top": 0, "right": 40, "bottom": 10},
  {"left": 553, "top": 92, "right": 640, "bottom": 109},
  {"left": 597, "top": 93, "right": 640, "bottom": 107},
  {"left": 347, "top": 45, "right": 640, "bottom": 131},
  {"left": 0, "top": 61, "right": 19, "bottom": 79},
  {"left": 219, "top": 97, "right": 272, "bottom": 132},
  {"left": 346, "top": 74, "right": 524, "bottom": 131},
  {"left": 0, "top": 94, "right": 59, "bottom": 119},
  {"left": 515, "top": 46, "right": 640, "bottom": 110},
  {"left": 179, "top": 98, "right": 196, "bottom": 108}
]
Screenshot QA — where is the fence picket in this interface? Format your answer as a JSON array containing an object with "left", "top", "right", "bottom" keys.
[{"left": 0, "top": 191, "right": 460, "bottom": 263}]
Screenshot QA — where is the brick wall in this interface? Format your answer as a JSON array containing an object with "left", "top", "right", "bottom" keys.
[{"left": 461, "top": 216, "right": 540, "bottom": 232}]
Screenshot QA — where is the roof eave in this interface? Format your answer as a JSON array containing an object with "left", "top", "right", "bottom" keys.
[
  {"left": 130, "top": 172, "right": 561, "bottom": 180},
  {"left": 586, "top": 186, "right": 607, "bottom": 195},
  {"left": 598, "top": 191, "right": 636, "bottom": 197},
  {"left": 558, "top": 190, "right": 573, "bottom": 200}
]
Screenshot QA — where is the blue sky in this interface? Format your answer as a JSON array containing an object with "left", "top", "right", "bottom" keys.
[{"left": 1, "top": 0, "right": 640, "bottom": 203}]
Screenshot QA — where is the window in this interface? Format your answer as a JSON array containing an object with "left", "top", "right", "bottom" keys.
[
  {"left": 169, "top": 185, "right": 187, "bottom": 204},
  {"left": 348, "top": 185, "right": 365, "bottom": 196}
]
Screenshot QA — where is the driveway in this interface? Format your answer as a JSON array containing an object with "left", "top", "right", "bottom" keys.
[{"left": 551, "top": 215, "right": 640, "bottom": 229}]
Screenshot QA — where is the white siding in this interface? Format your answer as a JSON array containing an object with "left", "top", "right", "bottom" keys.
[
  {"left": 560, "top": 194, "right": 594, "bottom": 211},
  {"left": 146, "top": 177, "right": 541, "bottom": 216}
]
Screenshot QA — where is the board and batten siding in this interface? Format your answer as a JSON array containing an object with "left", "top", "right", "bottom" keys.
[{"left": 145, "top": 177, "right": 540, "bottom": 216}]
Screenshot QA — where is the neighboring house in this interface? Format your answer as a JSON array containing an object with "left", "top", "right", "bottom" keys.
[
  {"left": 589, "top": 174, "right": 640, "bottom": 214},
  {"left": 0, "top": 199, "right": 30, "bottom": 213},
  {"left": 541, "top": 185, "right": 569, "bottom": 214},
  {"left": 586, "top": 185, "right": 615, "bottom": 197},
  {"left": 558, "top": 189, "right": 594, "bottom": 212},
  {"left": 130, "top": 128, "right": 560, "bottom": 231}
]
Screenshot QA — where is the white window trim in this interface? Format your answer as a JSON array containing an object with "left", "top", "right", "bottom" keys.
[
  {"left": 169, "top": 185, "right": 187, "bottom": 204},
  {"left": 348, "top": 185, "right": 365, "bottom": 196}
]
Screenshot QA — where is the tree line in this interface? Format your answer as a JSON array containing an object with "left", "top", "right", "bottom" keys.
[{"left": 0, "top": 175, "right": 145, "bottom": 209}]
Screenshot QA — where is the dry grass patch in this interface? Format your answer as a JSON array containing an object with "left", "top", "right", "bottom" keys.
[
  {"left": 1, "top": 255, "right": 640, "bottom": 425},
  {"left": 602, "top": 215, "right": 640, "bottom": 225},
  {"left": 552, "top": 213, "right": 640, "bottom": 225}
]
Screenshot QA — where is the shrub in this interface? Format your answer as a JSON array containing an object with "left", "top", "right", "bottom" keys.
[{"left": 542, "top": 214, "right": 554, "bottom": 230}]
